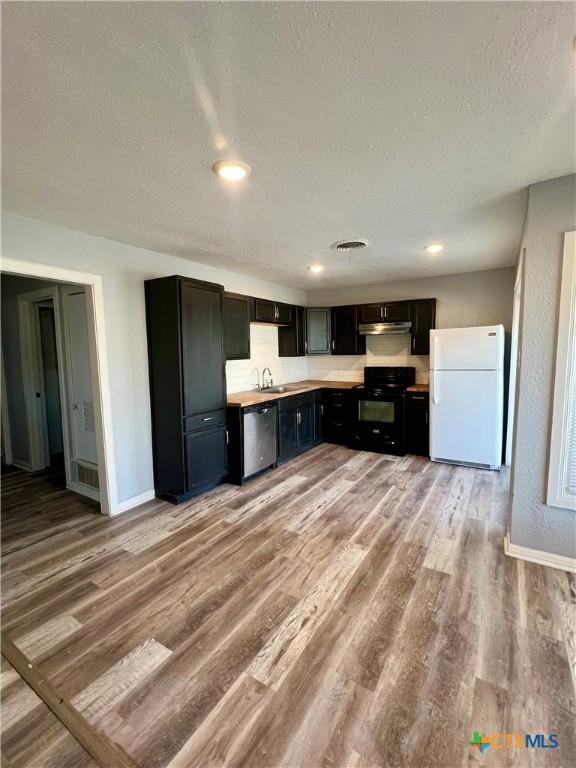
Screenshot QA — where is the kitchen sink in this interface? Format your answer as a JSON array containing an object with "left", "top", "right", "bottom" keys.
[{"left": 260, "top": 385, "right": 287, "bottom": 393}]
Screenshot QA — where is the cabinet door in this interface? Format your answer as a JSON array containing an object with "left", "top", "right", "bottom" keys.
[
  {"left": 254, "top": 299, "right": 277, "bottom": 324},
  {"left": 410, "top": 299, "right": 437, "bottom": 355},
  {"left": 297, "top": 402, "right": 314, "bottom": 448},
  {"left": 331, "top": 305, "right": 365, "bottom": 355},
  {"left": 313, "top": 398, "right": 322, "bottom": 443},
  {"left": 180, "top": 281, "right": 226, "bottom": 415},
  {"left": 276, "top": 303, "right": 293, "bottom": 325},
  {"left": 358, "top": 304, "right": 382, "bottom": 323},
  {"left": 185, "top": 425, "right": 228, "bottom": 491},
  {"left": 406, "top": 404, "right": 429, "bottom": 456},
  {"left": 223, "top": 293, "right": 251, "bottom": 360},
  {"left": 278, "top": 409, "right": 298, "bottom": 459},
  {"left": 278, "top": 306, "right": 305, "bottom": 357},
  {"left": 306, "top": 308, "right": 331, "bottom": 354},
  {"left": 384, "top": 301, "right": 411, "bottom": 322}
]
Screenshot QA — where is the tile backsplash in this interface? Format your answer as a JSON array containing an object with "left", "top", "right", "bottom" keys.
[
  {"left": 226, "top": 324, "right": 308, "bottom": 394},
  {"left": 226, "top": 327, "right": 428, "bottom": 394},
  {"left": 306, "top": 335, "right": 429, "bottom": 384}
]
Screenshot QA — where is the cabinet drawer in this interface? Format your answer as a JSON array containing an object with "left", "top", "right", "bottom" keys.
[
  {"left": 406, "top": 392, "right": 429, "bottom": 406},
  {"left": 278, "top": 392, "right": 314, "bottom": 412},
  {"left": 184, "top": 408, "right": 227, "bottom": 433},
  {"left": 322, "top": 388, "right": 352, "bottom": 402}
]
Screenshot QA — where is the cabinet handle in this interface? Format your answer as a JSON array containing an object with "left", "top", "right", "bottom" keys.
[
  {"left": 202, "top": 416, "right": 214, "bottom": 421},
  {"left": 425, "top": 413, "right": 429, "bottom": 425},
  {"left": 320, "top": 404, "right": 324, "bottom": 415},
  {"left": 331, "top": 339, "right": 335, "bottom": 351},
  {"left": 380, "top": 306, "right": 384, "bottom": 320},
  {"left": 412, "top": 336, "right": 416, "bottom": 352},
  {"left": 226, "top": 429, "right": 229, "bottom": 444},
  {"left": 297, "top": 410, "right": 301, "bottom": 424}
]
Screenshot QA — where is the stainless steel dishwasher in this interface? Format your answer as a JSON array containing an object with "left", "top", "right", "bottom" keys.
[{"left": 243, "top": 402, "right": 277, "bottom": 479}]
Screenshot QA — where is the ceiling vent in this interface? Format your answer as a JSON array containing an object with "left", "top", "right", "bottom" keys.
[{"left": 331, "top": 239, "right": 369, "bottom": 251}]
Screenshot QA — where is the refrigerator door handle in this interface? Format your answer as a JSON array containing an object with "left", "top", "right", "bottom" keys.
[{"left": 432, "top": 335, "right": 439, "bottom": 404}]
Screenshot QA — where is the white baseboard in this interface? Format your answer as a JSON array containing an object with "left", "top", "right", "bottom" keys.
[
  {"left": 11, "top": 458, "right": 34, "bottom": 472},
  {"left": 504, "top": 533, "right": 576, "bottom": 573},
  {"left": 66, "top": 481, "right": 100, "bottom": 503},
  {"left": 111, "top": 489, "right": 156, "bottom": 516}
]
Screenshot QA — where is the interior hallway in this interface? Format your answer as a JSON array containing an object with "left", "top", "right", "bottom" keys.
[{"left": 1, "top": 447, "right": 575, "bottom": 768}]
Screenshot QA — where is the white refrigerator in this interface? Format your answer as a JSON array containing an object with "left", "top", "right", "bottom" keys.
[{"left": 429, "top": 325, "right": 504, "bottom": 470}]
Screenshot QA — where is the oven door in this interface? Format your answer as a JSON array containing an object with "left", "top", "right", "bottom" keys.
[{"left": 354, "top": 395, "right": 405, "bottom": 454}]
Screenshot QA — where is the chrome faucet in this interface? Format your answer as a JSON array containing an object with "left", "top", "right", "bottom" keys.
[{"left": 262, "top": 367, "right": 273, "bottom": 389}]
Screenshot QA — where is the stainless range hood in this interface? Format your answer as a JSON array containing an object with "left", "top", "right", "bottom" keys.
[{"left": 359, "top": 321, "right": 412, "bottom": 336}]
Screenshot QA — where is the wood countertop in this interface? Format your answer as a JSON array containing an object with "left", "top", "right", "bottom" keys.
[
  {"left": 406, "top": 383, "right": 429, "bottom": 393},
  {"left": 227, "top": 379, "right": 360, "bottom": 407}
]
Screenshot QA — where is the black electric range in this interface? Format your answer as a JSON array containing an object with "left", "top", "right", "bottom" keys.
[{"left": 351, "top": 366, "right": 416, "bottom": 455}]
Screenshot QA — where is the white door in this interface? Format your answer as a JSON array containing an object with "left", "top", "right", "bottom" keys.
[
  {"left": 62, "top": 290, "right": 98, "bottom": 465},
  {"left": 430, "top": 369, "right": 503, "bottom": 468},
  {"left": 431, "top": 326, "right": 504, "bottom": 371}
]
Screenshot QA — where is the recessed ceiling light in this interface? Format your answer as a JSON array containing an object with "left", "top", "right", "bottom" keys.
[
  {"left": 308, "top": 265, "right": 324, "bottom": 273},
  {"left": 426, "top": 243, "right": 443, "bottom": 254},
  {"left": 212, "top": 159, "right": 251, "bottom": 181}
]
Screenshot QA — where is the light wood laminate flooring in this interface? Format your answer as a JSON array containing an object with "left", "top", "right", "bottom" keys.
[{"left": 1, "top": 446, "right": 575, "bottom": 767}]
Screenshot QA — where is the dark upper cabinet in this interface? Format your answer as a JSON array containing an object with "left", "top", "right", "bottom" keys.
[
  {"left": 385, "top": 301, "right": 411, "bottom": 322},
  {"left": 276, "top": 303, "right": 293, "bottom": 325},
  {"left": 181, "top": 281, "right": 226, "bottom": 415},
  {"left": 410, "top": 299, "right": 437, "bottom": 355},
  {"left": 253, "top": 298, "right": 277, "bottom": 323},
  {"left": 223, "top": 292, "right": 251, "bottom": 360},
  {"left": 306, "top": 308, "right": 331, "bottom": 355},
  {"left": 331, "top": 305, "right": 366, "bottom": 355},
  {"left": 145, "top": 275, "right": 228, "bottom": 503},
  {"left": 358, "top": 301, "right": 411, "bottom": 323},
  {"left": 278, "top": 306, "right": 306, "bottom": 357},
  {"left": 358, "top": 304, "right": 382, "bottom": 323},
  {"left": 253, "top": 298, "right": 292, "bottom": 325}
]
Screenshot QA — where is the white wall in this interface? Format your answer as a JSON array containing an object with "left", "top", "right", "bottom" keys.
[
  {"left": 2, "top": 211, "right": 305, "bottom": 505},
  {"left": 307, "top": 268, "right": 516, "bottom": 329},
  {"left": 509, "top": 174, "right": 576, "bottom": 560},
  {"left": 307, "top": 268, "right": 515, "bottom": 384}
]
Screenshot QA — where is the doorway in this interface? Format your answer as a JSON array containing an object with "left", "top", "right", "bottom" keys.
[{"left": 1, "top": 275, "right": 102, "bottom": 508}]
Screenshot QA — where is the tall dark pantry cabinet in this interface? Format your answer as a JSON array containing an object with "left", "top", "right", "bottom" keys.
[{"left": 145, "top": 276, "right": 228, "bottom": 503}]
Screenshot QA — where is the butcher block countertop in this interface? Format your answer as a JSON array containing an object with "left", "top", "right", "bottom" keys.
[
  {"left": 406, "top": 383, "right": 429, "bottom": 393},
  {"left": 227, "top": 379, "right": 359, "bottom": 408}
]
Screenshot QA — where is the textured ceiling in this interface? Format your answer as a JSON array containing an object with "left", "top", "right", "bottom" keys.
[{"left": 2, "top": 2, "right": 575, "bottom": 289}]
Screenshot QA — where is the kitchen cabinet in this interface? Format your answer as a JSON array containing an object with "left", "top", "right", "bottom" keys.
[
  {"left": 331, "top": 305, "right": 366, "bottom": 355},
  {"left": 278, "top": 306, "right": 306, "bottom": 357},
  {"left": 277, "top": 391, "right": 320, "bottom": 462},
  {"left": 410, "top": 299, "right": 436, "bottom": 355},
  {"left": 145, "top": 276, "right": 228, "bottom": 503},
  {"left": 306, "top": 308, "right": 331, "bottom": 355},
  {"left": 358, "top": 301, "right": 411, "bottom": 323},
  {"left": 321, "top": 388, "right": 354, "bottom": 444},
  {"left": 253, "top": 298, "right": 293, "bottom": 325},
  {"left": 406, "top": 391, "right": 429, "bottom": 455},
  {"left": 223, "top": 292, "right": 251, "bottom": 360}
]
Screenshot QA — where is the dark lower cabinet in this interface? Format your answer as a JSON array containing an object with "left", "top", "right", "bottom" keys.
[
  {"left": 277, "top": 392, "right": 321, "bottom": 462},
  {"left": 145, "top": 275, "right": 228, "bottom": 503},
  {"left": 406, "top": 392, "right": 429, "bottom": 455},
  {"left": 223, "top": 292, "right": 251, "bottom": 360},
  {"left": 321, "top": 389, "right": 354, "bottom": 444},
  {"left": 185, "top": 424, "right": 228, "bottom": 493}
]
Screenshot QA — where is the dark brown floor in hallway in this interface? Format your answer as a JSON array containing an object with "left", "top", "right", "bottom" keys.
[{"left": 1, "top": 445, "right": 575, "bottom": 768}]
